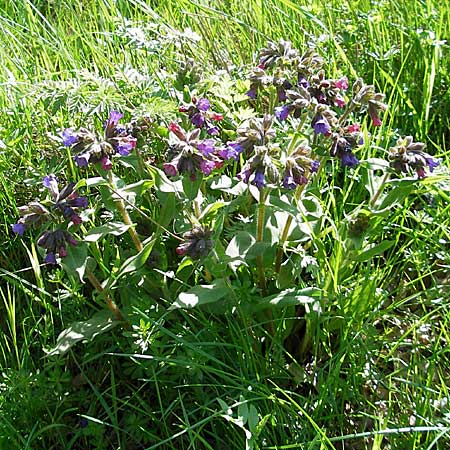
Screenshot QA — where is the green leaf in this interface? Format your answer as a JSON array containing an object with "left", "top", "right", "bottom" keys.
[
  {"left": 169, "top": 279, "right": 232, "bottom": 309},
  {"left": 117, "top": 179, "right": 154, "bottom": 196},
  {"left": 254, "top": 287, "right": 321, "bottom": 310},
  {"left": 158, "top": 192, "right": 176, "bottom": 229},
  {"left": 248, "top": 405, "right": 259, "bottom": 434},
  {"left": 353, "top": 240, "right": 395, "bottom": 262},
  {"left": 238, "top": 398, "right": 249, "bottom": 425},
  {"left": 84, "top": 222, "right": 132, "bottom": 242},
  {"left": 118, "top": 237, "right": 156, "bottom": 276},
  {"left": 112, "top": 236, "right": 157, "bottom": 283},
  {"left": 182, "top": 173, "right": 203, "bottom": 200},
  {"left": 147, "top": 165, "right": 183, "bottom": 195},
  {"left": 62, "top": 242, "right": 88, "bottom": 283},
  {"left": 199, "top": 200, "right": 229, "bottom": 222},
  {"left": 377, "top": 179, "right": 415, "bottom": 209},
  {"left": 225, "top": 231, "right": 255, "bottom": 270},
  {"left": 45, "top": 310, "right": 120, "bottom": 356}
]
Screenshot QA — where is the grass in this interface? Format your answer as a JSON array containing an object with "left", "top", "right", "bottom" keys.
[{"left": 1, "top": 0, "right": 450, "bottom": 449}]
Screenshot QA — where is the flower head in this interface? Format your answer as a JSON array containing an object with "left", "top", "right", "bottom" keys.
[
  {"left": 62, "top": 128, "right": 79, "bottom": 146},
  {"left": 64, "top": 111, "right": 136, "bottom": 169},
  {"left": 312, "top": 115, "right": 330, "bottom": 135},
  {"left": 176, "top": 226, "right": 213, "bottom": 259},
  {"left": 12, "top": 222, "right": 27, "bottom": 236},
  {"left": 179, "top": 97, "right": 223, "bottom": 135},
  {"left": 389, "top": 136, "right": 440, "bottom": 178},
  {"left": 37, "top": 229, "right": 78, "bottom": 264}
]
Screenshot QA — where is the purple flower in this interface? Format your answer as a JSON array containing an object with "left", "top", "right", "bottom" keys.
[
  {"left": 334, "top": 94, "right": 346, "bottom": 108},
  {"left": 275, "top": 105, "right": 292, "bottom": 121},
  {"left": 199, "top": 159, "right": 216, "bottom": 176},
  {"left": 12, "top": 222, "right": 26, "bottom": 236},
  {"left": 62, "top": 128, "right": 79, "bottom": 146},
  {"left": 311, "top": 160, "right": 320, "bottom": 173},
  {"left": 196, "top": 139, "right": 215, "bottom": 156},
  {"left": 107, "top": 111, "right": 123, "bottom": 128},
  {"left": 196, "top": 98, "right": 210, "bottom": 111},
  {"left": 246, "top": 87, "right": 257, "bottom": 99},
  {"left": 218, "top": 142, "right": 243, "bottom": 161},
  {"left": 425, "top": 157, "right": 440, "bottom": 172},
  {"left": 277, "top": 87, "right": 288, "bottom": 102},
  {"left": 116, "top": 137, "right": 137, "bottom": 156},
  {"left": 70, "top": 214, "right": 82, "bottom": 225},
  {"left": 43, "top": 174, "right": 59, "bottom": 199},
  {"left": 416, "top": 167, "right": 426, "bottom": 179},
  {"left": 43, "top": 174, "right": 58, "bottom": 188},
  {"left": 70, "top": 196, "right": 88, "bottom": 208},
  {"left": 340, "top": 151, "right": 359, "bottom": 168},
  {"left": 238, "top": 168, "right": 251, "bottom": 184},
  {"left": 335, "top": 77, "right": 349, "bottom": 90},
  {"left": 74, "top": 153, "right": 90, "bottom": 167},
  {"left": 207, "top": 126, "right": 219, "bottom": 135},
  {"left": 282, "top": 173, "right": 297, "bottom": 189},
  {"left": 298, "top": 75, "right": 309, "bottom": 88},
  {"left": 101, "top": 156, "right": 113, "bottom": 170},
  {"left": 44, "top": 252, "right": 57, "bottom": 265},
  {"left": 313, "top": 116, "right": 330, "bottom": 135},
  {"left": 191, "top": 112, "right": 206, "bottom": 128},
  {"left": 163, "top": 162, "right": 178, "bottom": 177},
  {"left": 252, "top": 171, "right": 265, "bottom": 189}
]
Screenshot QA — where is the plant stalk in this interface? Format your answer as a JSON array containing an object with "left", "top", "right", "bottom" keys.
[
  {"left": 256, "top": 188, "right": 267, "bottom": 293},
  {"left": 86, "top": 270, "right": 129, "bottom": 328},
  {"left": 274, "top": 183, "right": 305, "bottom": 274},
  {"left": 108, "top": 172, "right": 143, "bottom": 252},
  {"left": 370, "top": 172, "right": 390, "bottom": 207}
]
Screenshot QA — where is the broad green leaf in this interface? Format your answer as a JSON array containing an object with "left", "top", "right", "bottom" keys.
[
  {"left": 62, "top": 242, "right": 88, "bottom": 283},
  {"left": 84, "top": 222, "right": 132, "bottom": 242},
  {"left": 225, "top": 231, "right": 255, "bottom": 270},
  {"left": 45, "top": 310, "right": 120, "bottom": 356},
  {"left": 238, "top": 398, "right": 249, "bottom": 425},
  {"left": 117, "top": 179, "right": 154, "bottom": 196},
  {"left": 158, "top": 192, "right": 176, "bottom": 229},
  {"left": 353, "top": 240, "right": 395, "bottom": 262},
  {"left": 182, "top": 173, "right": 203, "bottom": 200},
  {"left": 254, "top": 287, "right": 321, "bottom": 310},
  {"left": 170, "top": 279, "right": 232, "bottom": 309},
  {"left": 199, "top": 200, "right": 229, "bottom": 222},
  {"left": 112, "top": 235, "right": 157, "bottom": 282},
  {"left": 248, "top": 405, "right": 259, "bottom": 434},
  {"left": 147, "top": 165, "right": 183, "bottom": 195},
  {"left": 377, "top": 179, "right": 415, "bottom": 209}
]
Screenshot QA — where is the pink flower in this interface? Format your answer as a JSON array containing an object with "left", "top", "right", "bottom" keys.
[
  {"left": 101, "top": 156, "right": 113, "bottom": 170},
  {"left": 347, "top": 124, "right": 360, "bottom": 133},
  {"left": 335, "top": 77, "right": 349, "bottom": 90}
]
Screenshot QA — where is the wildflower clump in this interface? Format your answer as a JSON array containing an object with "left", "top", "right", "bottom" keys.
[
  {"left": 63, "top": 111, "right": 137, "bottom": 170},
  {"left": 12, "top": 174, "right": 86, "bottom": 263}
]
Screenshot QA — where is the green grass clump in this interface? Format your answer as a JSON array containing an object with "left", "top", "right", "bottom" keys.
[{"left": 1, "top": 1, "right": 450, "bottom": 449}]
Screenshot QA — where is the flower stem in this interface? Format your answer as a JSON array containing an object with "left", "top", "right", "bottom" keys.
[
  {"left": 370, "top": 172, "right": 390, "bottom": 207},
  {"left": 86, "top": 270, "right": 129, "bottom": 328},
  {"left": 274, "top": 184, "right": 305, "bottom": 274},
  {"left": 107, "top": 172, "right": 143, "bottom": 252},
  {"left": 256, "top": 188, "right": 267, "bottom": 293}
]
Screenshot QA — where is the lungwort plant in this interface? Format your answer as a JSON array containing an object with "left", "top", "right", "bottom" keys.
[{"left": 12, "top": 39, "right": 443, "bottom": 360}]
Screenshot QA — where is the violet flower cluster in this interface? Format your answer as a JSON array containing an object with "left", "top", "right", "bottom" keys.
[
  {"left": 62, "top": 111, "right": 137, "bottom": 170},
  {"left": 246, "top": 40, "right": 389, "bottom": 169},
  {"left": 12, "top": 175, "right": 87, "bottom": 263},
  {"left": 389, "top": 136, "right": 440, "bottom": 178},
  {"left": 178, "top": 97, "right": 223, "bottom": 135}
]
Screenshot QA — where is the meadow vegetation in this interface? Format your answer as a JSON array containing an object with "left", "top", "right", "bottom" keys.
[{"left": 1, "top": 1, "right": 450, "bottom": 449}]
